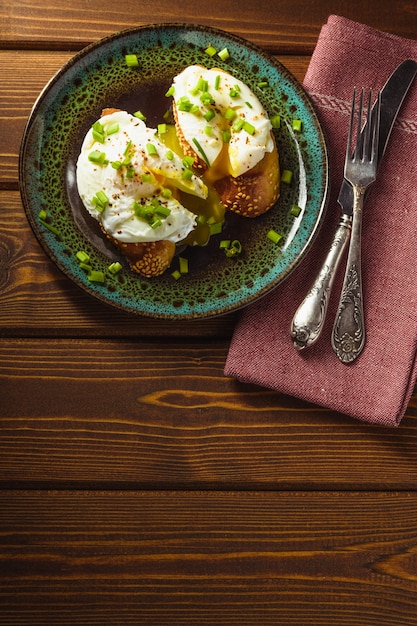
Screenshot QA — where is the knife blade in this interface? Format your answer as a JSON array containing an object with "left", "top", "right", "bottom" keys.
[{"left": 291, "top": 59, "right": 417, "bottom": 350}]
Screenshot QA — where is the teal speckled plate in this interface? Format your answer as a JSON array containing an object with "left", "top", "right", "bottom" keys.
[{"left": 19, "top": 23, "right": 329, "bottom": 319}]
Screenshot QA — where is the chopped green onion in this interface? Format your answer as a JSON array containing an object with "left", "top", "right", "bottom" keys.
[
  {"left": 166, "top": 150, "right": 174, "bottom": 161},
  {"left": 222, "top": 129, "right": 231, "bottom": 143},
  {"left": 151, "top": 218, "right": 162, "bottom": 229},
  {"left": 179, "top": 256, "right": 189, "bottom": 274},
  {"left": 290, "top": 204, "right": 302, "bottom": 217},
  {"left": 204, "top": 125, "right": 213, "bottom": 136},
  {"left": 215, "top": 75, "right": 221, "bottom": 90},
  {"left": 232, "top": 118, "right": 244, "bottom": 132},
  {"left": 258, "top": 80, "right": 268, "bottom": 88},
  {"left": 205, "top": 45, "right": 217, "bottom": 57},
  {"left": 125, "top": 54, "right": 139, "bottom": 67},
  {"left": 134, "top": 110, "right": 146, "bottom": 121},
  {"left": 281, "top": 169, "right": 293, "bottom": 184},
  {"left": 229, "top": 87, "right": 240, "bottom": 98},
  {"left": 192, "top": 137, "right": 210, "bottom": 168},
  {"left": 107, "top": 122, "right": 119, "bottom": 135},
  {"left": 224, "top": 239, "right": 242, "bottom": 257},
  {"left": 270, "top": 115, "right": 281, "bottom": 129},
  {"left": 88, "top": 270, "right": 106, "bottom": 283},
  {"left": 165, "top": 85, "right": 175, "bottom": 97},
  {"left": 146, "top": 143, "right": 158, "bottom": 156},
  {"left": 76, "top": 251, "right": 90, "bottom": 264},
  {"left": 141, "top": 173, "right": 152, "bottom": 183},
  {"left": 182, "top": 155, "right": 195, "bottom": 169},
  {"left": 38, "top": 209, "right": 48, "bottom": 221},
  {"left": 209, "top": 221, "right": 223, "bottom": 235},
  {"left": 292, "top": 119, "right": 302, "bottom": 132},
  {"left": 108, "top": 262, "right": 123, "bottom": 274},
  {"left": 200, "top": 92, "right": 215, "bottom": 106},
  {"left": 219, "top": 240, "right": 231, "bottom": 249},
  {"left": 224, "top": 107, "right": 237, "bottom": 122},
  {"left": 154, "top": 205, "right": 171, "bottom": 218},
  {"left": 39, "top": 220, "right": 61, "bottom": 235},
  {"left": 203, "top": 108, "right": 215, "bottom": 122},
  {"left": 218, "top": 47, "right": 230, "bottom": 61},
  {"left": 177, "top": 95, "right": 193, "bottom": 112},
  {"left": 88, "top": 150, "right": 107, "bottom": 165},
  {"left": 197, "top": 77, "right": 208, "bottom": 92},
  {"left": 158, "top": 123, "right": 167, "bottom": 135},
  {"left": 111, "top": 160, "right": 122, "bottom": 170},
  {"left": 92, "top": 128, "right": 105, "bottom": 143},
  {"left": 182, "top": 169, "right": 193, "bottom": 181},
  {"left": 172, "top": 270, "right": 181, "bottom": 280},
  {"left": 267, "top": 229, "right": 283, "bottom": 244},
  {"left": 126, "top": 168, "right": 135, "bottom": 179},
  {"left": 243, "top": 121, "right": 256, "bottom": 135},
  {"left": 245, "top": 101, "right": 253, "bottom": 109},
  {"left": 162, "top": 188, "right": 172, "bottom": 198},
  {"left": 79, "top": 262, "right": 92, "bottom": 272}
]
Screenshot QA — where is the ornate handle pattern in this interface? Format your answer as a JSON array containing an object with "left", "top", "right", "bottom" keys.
[
  {"left": 331, "top": 187, "right": 366, "bottom": 363},
  {"left": 291, "top": 214, "right": 352, "bottom": 350}
]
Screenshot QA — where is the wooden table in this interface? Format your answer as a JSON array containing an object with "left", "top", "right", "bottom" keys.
[{"left": 1, "top": 1, "right": 417, "bottom": 624}]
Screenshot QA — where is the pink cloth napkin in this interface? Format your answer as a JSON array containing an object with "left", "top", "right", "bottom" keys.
[{"left": 225, "top": 15, "right": 417, "bottom": 426}]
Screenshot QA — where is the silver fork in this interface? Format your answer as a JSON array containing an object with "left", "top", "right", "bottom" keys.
[{"left": 331, "top": 88, "right": 381, "bottom": 364}]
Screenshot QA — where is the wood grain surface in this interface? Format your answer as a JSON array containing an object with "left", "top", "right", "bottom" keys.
[{"left": 2, "top": 1, "right": 417, "bottom": 623}]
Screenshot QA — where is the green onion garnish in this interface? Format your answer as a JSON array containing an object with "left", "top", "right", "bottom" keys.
[
  {"left": 134, "top": 110, "right": 146, "bottom": 121},
  {"left": 88, "top": 270, "right": 106, "bottom": 283},
  {"left": 88, "top": 150, "right": 107, "bottom": 165},
  {"left": 243, "top": 121, "right": 256, "bottom": 135},
  {"left": 172, "top": 270, "right": 181, "bottom": 280},
  {"left": 182, "top": 155, "right": 195, "bottom": 169},
  {"left": 179, "top": 257, "right": 189, "bottom": 274},
  {"left": 182, "top": 169, "right": 193, "bottom": 181},
  {"left": 267, "top": 229, "right": 283, "bottom": 244},
  {"left": 232, "top": 118, "right": 244, "bottom": 132},
  {"left": 205, "top": 45, "right": 217, "bottom": 57},
  {"left": 166, "top": 150, "right": 174, "bottom": 161},
  {"left": 125, "top": 54, "right": 139, "bottom": 67},
  {"left": 162, "top": 188, "right": 172, "bottom": 198},
  {"left": 76, "top": 251, "right": 90, "bottom": 264},
  {"left": 224, "top": 107, "right": 237, "bottom": 122},
  {"left": 290, "top": 204, "right": 302, "bottom": 217},
  {"left": 270, "top": 115, "right": 281, "bottom": 129},
  {"left": 218, "top": 47, "right": 230, "bottom": 61},
  {"left": 107, "top": 122, "right": 119, "bottom": 135},
  {"left": 209, "top": 221, "right": 223, "bottom": 235},
  {"left": 258, "top": 80, "right": 268, "bottom": 88},
  {"left": 126, "top": 168, "right": 135, "bottom": 179},
  {"left": 223, "top": 239, "right": 242, "bottom": 257},
  {"left": 215, "top": 75, "right": 221, "bottom": 90},
  {"left": 222, "top": 129, "right": 231, "bottom": 143},
  {"left": 141, "top": 173, "right": 152, "bottom": 183},
  {"left": 158, "top": 123, "right": 167, "bottom": 135},
  {"left": 192, "top": 137, "right": 210, "bottom": 168},
  {"left": 146, "top": 143, "right": 158, "bottom": 156},
  {"left": 281, "top": 169, "right": 293, "bottom": 184},
  {"left": 203, "top": 109, "right": 215, "bottom": 122},
  {"left": 108, "top": 262, "right": 123, "bottom": 274},
  {"left": 292, "top": 119, "right": 302, "bottom": 132},
  {"left": 111, "top": 160, "right": 122, "bottom": 170},
  {"left": 165, "top": 85, "right": 175, "bottom": 97}
]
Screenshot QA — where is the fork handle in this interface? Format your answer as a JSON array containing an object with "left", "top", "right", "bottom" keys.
[
  {"left": 291, "top": 213, "right": 352, "bottom": 350},
  {"left": 331, "top": 187, "right": 366, "bottom": 363}
]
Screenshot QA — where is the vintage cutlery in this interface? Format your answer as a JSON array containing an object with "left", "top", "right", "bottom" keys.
[
  {"left": 331, "top": 88, "right": 380, "bottom": 363},
  {"left": 291, "top": 59, "right": 417, "bottom": 351}
]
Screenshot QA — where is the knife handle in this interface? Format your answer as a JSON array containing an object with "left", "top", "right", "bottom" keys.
[{"left": 291, "top": 213, "right": 352, "bottom": 350}]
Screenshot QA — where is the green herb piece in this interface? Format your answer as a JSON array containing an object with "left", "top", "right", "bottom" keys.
[
  {"left": 39, "top": 219, "right": 61, "bottom": 236},
  {"left": 158, "top": 123, "right": 167, "bottom": 135},
  {"left": 203, "top": 108, "right": 215, "bottom": 122},
  {"left": 154, "top": 205, "right": 171, "bottom": 218},
  {"left": 245, "top": 101, "right": 253, "bottom": 109},
  {"left": 177, "top": 95, "right": 193, "bottom": 112},
  {"left": 215, "top": 74, "right": 221, "bottom": 90},
  {"left": 182, "top": 155, "right": 195, "bottom": 169},
  {"left": 292, "top": 119, "right": 302, "bottom": 132},
  {"left": 134, "top": 110, "right": 146, "bottom": 121},
  {"left": 38, "top": 209, "right": 48, "bottom": 221},
  {"left": 111, "top": 160, "right": 122, "bottom": 170},
  {"left": 200, "top": 92, "right": 215, "bottom": 106},
  {"left": 141, "top": 173, "right": 152, "bottom": 183},
  {"left": 197, "top": 77, "right": 209, "bottom": 92},
  {"left": 232, "top": 118, "right": 244, "bottom": 132},
  {"left": 222, "top": 129, "right": 231, "bottom": 143},
  {"left": 165, "top": 85, "right": 175, "bottom": 97},
  {"left": 172, "top": 270, "right": 181, "bottom": 280},
  {"left": 258, "top": 80, "right": 268, "bottom": 88},
  {"left": 92, "top": 121, "right": 105, "bottom": 143},
  {"left": 205, "top": 45, "right": 217, "bottom": 57},
  {"left": 126, "top": 168, "right": 135, "bottom": 179},
  {"left": 146, "top": 143, "right": 158, "bottom": 156},
  {"left": 204, "top": 125, "right": 213, "bottom": 136},
  {"left": 218, "top": 47, "right": 230, "bottom": 61},
  {"left": 270, "top": 115, "right": 281, "bottom": 129},
  {"left": 88, "top": 150, "right": 107, "bottom": 165},
  {"left": 192, "top": 137, "right": 210, "bottom": 168},
  {"left": 162, "top": 188, "right": 172, "bottom": 198},
  {"left": 179, "top": 256, "right": 189, "bottom": 274},
  {"left": 290, "top": 204, "right": 302, "bottom": 217},
  {"left": 209, "top": 221, "right": 223, "bottom": 235},
  {"left": 224, "top": 107, "right": 237, "bottom": 122},
  {"left": 166, "top": 150, "right": 174, "bottom": 161},
  {"left": 220, "top": 239, "right": 231, "bottom": 249},
  {"left": 108, "top": 262, "right": 123, "bottom": 274},
  {"left": 223, "top": 239, "right": 242, "bottom": 257},
  {"left": 125, "top": 54, "right": 139, "bottom": 67},
  {"left": 76, "top": 251, "right": 90, "bottom": 264},
  {"left": 267, "top": 229, "right": 283, "bottom": 244},
  {"left": 92, "top": 190, "right": 109, "bottom": 213},
  {"left": 281, "top": 169, "right": 293, "bottom": 184},
  {"left": 79, "top": 262, "right": 92, "bottom": 272},
  {"left": 88, "top": 270, "right": 106, "bottom": 283},
  {"left": 229, "top": 87, "right": 240, "bottom": 98},
  {"left": 182, "top": 168, "right": 193, "bottom": 181},
  {"left": 107, "top": 122, "right": 120, "bottom": 135},
  {"left": 151, "top": 217, "right": 162, "bottom": 229},
  {"left": 243, "top": 121, "right": 256, "bottom": 135}
]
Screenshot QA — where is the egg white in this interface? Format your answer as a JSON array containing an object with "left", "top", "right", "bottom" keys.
[
  {"left": 172, "top": 65, "right": 275, "bottom": 178},
  {"left": 76, "top": 111, "right": 207, "bottom": 243}
]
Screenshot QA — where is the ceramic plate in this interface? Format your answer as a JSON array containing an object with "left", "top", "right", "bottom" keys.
[{"left": 19, "top": 23, "right": 328, "bottom": 319}]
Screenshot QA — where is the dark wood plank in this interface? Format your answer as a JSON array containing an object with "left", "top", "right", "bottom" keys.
[
  {"left": 1, "top": 337, "right": 417, "bottom": 489},
  {"left": 2, "top": 490, "right": 417, "bottom": 625},
  {"left": 1, "top": 0, "right": 416, "bottom": 53}
]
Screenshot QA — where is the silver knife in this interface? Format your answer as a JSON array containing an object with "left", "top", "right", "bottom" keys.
[{"left": 291, "top": 59, "right": 417, "bottom": 350}]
